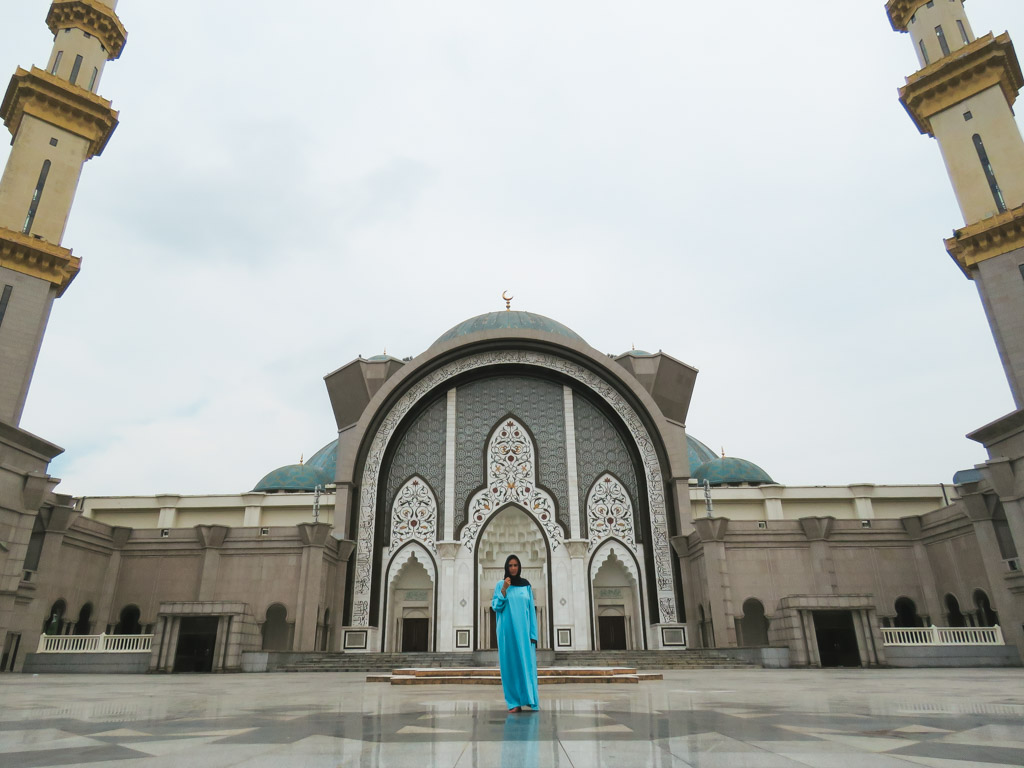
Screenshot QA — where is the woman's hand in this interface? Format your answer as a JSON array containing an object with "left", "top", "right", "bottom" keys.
[{"left": 501, "top": 577, "right": 511, "bottom": 596}]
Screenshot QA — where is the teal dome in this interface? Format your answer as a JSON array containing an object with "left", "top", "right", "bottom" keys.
[
  {"left": 686, "top": 435, "right": 719, "bottom": 473},
  {"left": 253, "top": 439, "right": 336, "bottom": 492},
  {"left": 434, "top": 311, "right": 584, "bottom": 345},
  {"left": 622, "top": 349, "right": 653, "bottom": 356},
  {"left": 693, "top": 456, "right": 774, "bottom": 486}
]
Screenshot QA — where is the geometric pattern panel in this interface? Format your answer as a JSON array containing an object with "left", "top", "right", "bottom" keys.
[
  {"left": 461, "top": 417, "right": 562, "bottom": 550},
  {"left": 385, "top": 396, "right": 447, "bottom": 537},
  {"left": 389, "top": 476, "right": 438, "bottom": 555},
  {"left": 587, "top": 473, "right": 635, "bottom": 551},
  {"left": 354, "top": 350, "right": 677, "bottom": 628},
  {"left": 573, "top": 392, "right": 639, "bottom": 539},
  {"left": 454, "top": 375, "right": 568, "bottom": 534}
]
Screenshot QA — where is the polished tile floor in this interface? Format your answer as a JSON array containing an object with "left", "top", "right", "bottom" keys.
[{"left": 0, "top": 668, "right": 1021, "bottom": 767}]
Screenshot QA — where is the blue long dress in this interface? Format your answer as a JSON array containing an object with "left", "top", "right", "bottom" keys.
[{"left": 491, "top": 581, "right": 539, "bottom": 710}]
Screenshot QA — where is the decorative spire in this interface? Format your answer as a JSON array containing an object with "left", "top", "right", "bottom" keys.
[
  {"left": 299, "top": 453, "right": 304, "bottom": 465},
  {"left": 502, "top": 290, "right": 513, "bottom": 311},
  {"left": 721, "top": 447, "right": 726, "bottom": 458}
]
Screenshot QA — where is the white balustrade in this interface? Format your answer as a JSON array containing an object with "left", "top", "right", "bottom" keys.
[
  {"left": 881, "top": 625, "right": 1003, "bottom": 646},
  {"left": 36, "top": 633, "right": 153, "bottom": 654}
]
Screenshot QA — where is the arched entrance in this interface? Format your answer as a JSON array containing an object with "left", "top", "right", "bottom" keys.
[
  {"left": 477, "top": 506, "right": 548, "bottom": 650},
  {"left": 590, "top": 542, "right": 643, "bottom": 650},
  {"left": 384, "top": 544, "right": 436, "bottom": 652}
]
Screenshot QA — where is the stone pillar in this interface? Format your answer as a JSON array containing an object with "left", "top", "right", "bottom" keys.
[
  {"left": 195, "top": 525, "right": 228, "bottom": 601},
  {"left": 94, "top": 526, "right": 131, "bottom": 631},
  {"left": 849, "top": 484, "right": 875, "bottom": 520},
  {"left": 436, "top": 542, "right": 460, "bottom": 651},
  {"left": 761, "top": 485, "right": 784, "bottom": 521},
  {"left": 799, "top": 517, "right": 837, "bottom": 595},
  {"left": 156, "top": 495, "right": 179, "bottom": 529},
  {"left": 692, "top": 518, "right": 733, "bottom": 647},
  {"left": 294, "top": 523, "right": 331, "bottom": 650},
  {"left": 900, "top": 516, "right": 943, "bottom": 624},
  {"left": 563, "top": 386, "right": 582, "bottom": 540},
  {"left": 566, "top": 541, "right": 591, "bottom": 650},
  {"left": 329, "top": 540, "right": 354, "bottom": 651},
  {"left": 961, "top": 489, "right": 1024, "bottom": 652},
  {"left": 241, "top": 493, "right": 263, "bottom": 527}
]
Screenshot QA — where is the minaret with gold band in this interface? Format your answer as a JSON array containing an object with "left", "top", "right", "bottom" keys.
[
  {"left": 887, "top": 1, "right": 1024, "bottom": 408},
  {"left": 0, "top": 0, "right": 125, "bottom": 426}
]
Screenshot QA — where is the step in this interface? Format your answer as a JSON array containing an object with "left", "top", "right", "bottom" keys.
[{"left": 367, "top": 666, "right": 664, "bottom": 685}]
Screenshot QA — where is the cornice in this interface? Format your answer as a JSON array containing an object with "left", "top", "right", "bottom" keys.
[
  {"left": 46, "top": 0, "right": 127, "bottom": 60},
  {"left": 945, "top": 203, "right": 1024, "bottom": 275},
  {"left": 0, "top": 67, "right": 118, "bottom": 158},
  {"left": 899, "top": 33, "right": 1023, "bottom": 136},
  {"left": 0, "top": 226, "right": 80, "bottom": 296},
  {"left": 885, "top": 0, "right": 932, "bottom": 33}
]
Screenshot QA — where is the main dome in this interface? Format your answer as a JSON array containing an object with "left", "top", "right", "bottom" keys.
[{"left": 434, "top": 311, "right": 585, "bottom": 345}]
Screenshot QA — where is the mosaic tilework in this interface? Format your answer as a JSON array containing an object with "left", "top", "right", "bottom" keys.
[
  {"left": 385, "top": 396, "right": 447, "bottom": 538},
  {"left": 572, "top": 393, "right": 639, "bottom": 540},
  {"left": 454, "top": 376, "right": 569, "bottom": 535}
]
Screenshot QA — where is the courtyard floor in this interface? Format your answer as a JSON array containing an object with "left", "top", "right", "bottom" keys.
[{"left": 0, "top": 667, "right": 1021, "bottom": 767}]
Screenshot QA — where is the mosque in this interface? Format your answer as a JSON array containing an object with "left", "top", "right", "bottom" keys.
[{"left": 0, "top": 0, "right": 1022, "bottom": 673}]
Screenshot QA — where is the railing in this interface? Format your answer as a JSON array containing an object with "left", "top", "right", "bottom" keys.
[
  {"left": 881, "top": 625, "right": 1004, "bottom": 646},
  {"left": 36, "top": 633, "right": 153, "bottom": 654}
]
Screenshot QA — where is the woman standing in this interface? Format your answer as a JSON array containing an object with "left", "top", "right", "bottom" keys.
[{"left": 491, "top": 554, "right": 539, "bottom": 712}]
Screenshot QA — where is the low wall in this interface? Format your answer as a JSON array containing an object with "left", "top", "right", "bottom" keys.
[
  {"left": 884, "top": 645, "right": 1021, "bottom": 668},
  {"left": 712, "top": 646, "right": 791, "bottom": 668},
  {"left": 22, "top": 652, "right": 151, "bottom": 674},
  {"left": 473, "top": 650, "right": 555, "bottom": 667}
]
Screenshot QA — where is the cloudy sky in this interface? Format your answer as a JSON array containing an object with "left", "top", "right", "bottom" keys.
[{"left": 4, "top": 1, "right": 1024, "bottom": 496}]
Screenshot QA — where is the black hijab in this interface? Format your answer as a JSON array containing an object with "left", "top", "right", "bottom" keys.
[{"left": 503, "top": 554, "right": 531, "bottom": 587}]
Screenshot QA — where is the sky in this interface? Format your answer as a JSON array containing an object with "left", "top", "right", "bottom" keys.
[{"left": 4, "top": 1, "right": 1024, "bottom": 496}]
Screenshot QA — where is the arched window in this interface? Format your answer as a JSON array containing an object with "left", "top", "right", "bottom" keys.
[
  {"left": 894, "top": 597, "right": 922, "bottom": 628},
  {"left": 116, "top": 605, "right": 142, "bottom": 635},
  {"left": 74, "top": 603, "right": 93, "bottom": 635},
  {"left": 945, "top": 594, "right": 966, "bottom": 627},
  {"left": 261, "top": 604, "right": 291, "bottom": 651},
  {"left": 973, "top": 590, "right": 998, "bottom": 627},
  {"left": 738, "top": 598, "right": 770, "bottom": 646},
  {"left": 43, "top": 599, "right": 66, "bottom": 635}
]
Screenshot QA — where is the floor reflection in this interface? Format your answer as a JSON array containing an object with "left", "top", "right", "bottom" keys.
[{"left": 501, "top": 711, "right": 540, "bottom": 768}]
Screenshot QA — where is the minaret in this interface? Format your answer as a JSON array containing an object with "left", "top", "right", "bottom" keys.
[
  {"left": 0, "top": 1, "right": 125, "bottom": 426},
  {"left": 887, "top": 0, "right": 1024, "bottom": 408}
]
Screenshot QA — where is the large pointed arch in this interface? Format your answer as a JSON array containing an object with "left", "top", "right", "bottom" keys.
[
  {"left": 351, "top": 350, "right": 677, "bottom": 627},
  {"left": 461, "top": 416, "right": 563, "bottom": 550}
]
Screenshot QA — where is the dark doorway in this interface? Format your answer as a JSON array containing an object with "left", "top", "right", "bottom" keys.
[
  {"left": 74, "top": 603, "right": 93, "bottom": 635},
  {"left": 598, "top": 615, "right": 627, "bottom": 650},
  {"left": 739, "top": 598, "right": 770, "bottom": 645},
  {"left": 894, "top": 597, "right": 922, "bottom": 628},
  {"left": 116, "top": 605, "right": 141, "bottom": 635},
  {"left": 173, "top": 617, "right": 219, "bottom": 673},
  {"left": 489, "top": 607, "right": 497, "bottom": 649},
  {"left": 973, "top": 590, "right": 998, "bottom": 627},
  {"left": 401, "top": 618, "right": 429, "bottom": 652},
  {"left": 813, "top": 611, "right": 861, "bottom": 667},
  {"left": 945, "top": 594, "right": 966, "bottom": 627}
]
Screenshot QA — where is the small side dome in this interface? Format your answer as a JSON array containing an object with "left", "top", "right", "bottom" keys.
[
  {"left": 686, "top": 435, "right": 718, "bottom": 474},
  {"left": 622, "top": 349, "right": 653, "bottom": 357},
  {"left": 693, "top": 456, "right": 774, "bottom": 486},
  {"left": 253, "top": 438, "right": 337, "bottom": 492},
  {"left": 434, "top": 311, "right": 585, "bottom": 345}
]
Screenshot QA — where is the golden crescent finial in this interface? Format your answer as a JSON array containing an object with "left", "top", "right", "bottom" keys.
[{"left": 502, "top": 290, "right": 513, "bottom": 311}]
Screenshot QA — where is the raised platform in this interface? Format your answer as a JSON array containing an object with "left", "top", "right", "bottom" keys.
[
  {"left": 368, "top": 666, "right": 663, "bottom": 685},
  {"left": 253, "top": 649, "right": 761, "bottom": 673}
]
